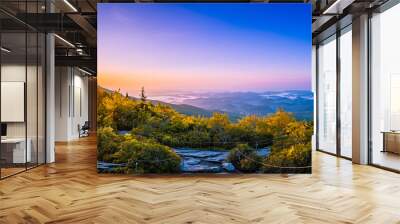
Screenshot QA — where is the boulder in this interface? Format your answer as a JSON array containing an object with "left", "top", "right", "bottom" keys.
[{"left": 222, "top": 162, "right": 236, "bottom": 172}]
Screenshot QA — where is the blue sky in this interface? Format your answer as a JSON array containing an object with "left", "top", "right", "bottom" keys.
[{"left": 98, "top": 3, "right": 311, "bottom": 94}]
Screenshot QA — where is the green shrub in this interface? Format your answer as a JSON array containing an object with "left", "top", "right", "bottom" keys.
[
  {"left": 100, "top": 134, "right": 181, "bottom": 174},
  {"left": 97, "top": 127, "right": 122, "bottom": 162},
  {"left": 126, "top": 142, "right": 181, "bottom": 174},
  {"left": 263, "top": 143, "right": 311, "bottom": 173},
  {"left": 113, "top": 104, "right": 136, "bottom": 131},
  {"left": 228, "top": 144, "right": 262, "bottom": 172},
  {"left": 110, "top": 138, "right": 142, "bottom": 164}
]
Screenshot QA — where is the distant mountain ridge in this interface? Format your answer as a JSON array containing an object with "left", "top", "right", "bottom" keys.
[
  {"left": 98, "top": 86, "right": 219, "bottom": 117},
  {"left": 98, "top": 87, "right": 313, "bottom": 121},
  {"left": 149, "top": 90, "right": 314, "bottom": 121}
]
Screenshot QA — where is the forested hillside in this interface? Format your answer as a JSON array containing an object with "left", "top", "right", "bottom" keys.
[{"left": 97, "top": 87, "right": 313, "bottom": 173}]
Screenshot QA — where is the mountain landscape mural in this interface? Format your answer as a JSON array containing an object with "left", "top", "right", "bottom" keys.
[{"left": 97, "top": 3, "right": 312, "bottom": 174}]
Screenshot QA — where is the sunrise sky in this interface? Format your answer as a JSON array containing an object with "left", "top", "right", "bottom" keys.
[{"left": 98, "top": 3, "right": 311, "bottom": 96}]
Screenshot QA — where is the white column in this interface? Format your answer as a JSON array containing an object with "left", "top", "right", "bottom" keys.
[
  {"left": 46, "top": 32, "right": 55, "bottom": 163},
  {"left": 352, "top": 14, "right": 369, "bottom": 164}
]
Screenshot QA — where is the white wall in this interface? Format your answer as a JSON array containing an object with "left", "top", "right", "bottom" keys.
[
  {"left": 1, "top": 65, "right": 39, "bottom": 138},
  {"left": 1, "top": 65, "right": 26, "bottom": 137},
  {"left": 1, "top": 63, "right": 46, "bottom": 164},
  {"left": 55, "top": 67, "right": 70, "bottom": 141},
  {"left": 312, "top": 45, "right": 317, "bottom": 151},
  {"left": 55, "top": 67, "right": 89, "bottom": 141},
  {"left": 72, "top": 72, "right": 89, "bottom": 138}
]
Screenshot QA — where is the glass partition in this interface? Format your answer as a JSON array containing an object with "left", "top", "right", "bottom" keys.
[
  {"left": 317, "top": 35, "right": 337, "bottom": 154},
  {"left": 0, "top": 2, "right": 46, "bottom": 179},
  {"left": 27, "top": 31, "right": 38, "bottom": 169},
  {"left": 1, "top": 31, "right": 28, "bottom": 177}
]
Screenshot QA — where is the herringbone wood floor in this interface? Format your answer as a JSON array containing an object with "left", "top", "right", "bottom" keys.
[{"left": 1, "top": 136, "right": 400, "bottom": 224}]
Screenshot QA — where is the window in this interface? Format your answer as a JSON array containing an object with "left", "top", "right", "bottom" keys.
[
  {"left": 370, "top": 3, "right": 400, "bottom": 171},
  {"left": 317, "top": 35, "right": 337, "bottom": 154},
  {"left": 339, "top": 27, "right": 352, "bottom": 158}
]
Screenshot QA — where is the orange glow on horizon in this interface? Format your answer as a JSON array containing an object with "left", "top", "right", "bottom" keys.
[{"left": 98, "top": 71, "right": 309, "bottom": 95}]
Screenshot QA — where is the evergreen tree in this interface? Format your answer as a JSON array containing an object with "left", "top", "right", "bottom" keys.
[{"left": 140, "top": 87, "right": 147, "bottom": 103}]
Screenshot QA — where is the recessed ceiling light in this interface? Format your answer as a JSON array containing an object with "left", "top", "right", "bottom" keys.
[
  {"left": 1, "top": 47, "right": 11, "bottom": 53},
  {"left": 54, "top": 34, "right": 75, "bottom": 48},
  {"left": 63, "top": 0, "right": 78, "bottom": 12},
  {"left": 78, "top": 67, "right": 93, "bottom": 76}
]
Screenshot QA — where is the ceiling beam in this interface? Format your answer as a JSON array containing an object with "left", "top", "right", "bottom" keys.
[
  {"left": 323, "top": 0, "right": 356, "bottom": 14},
  {"left": 55, "top": 55, "right": 96, "bottom": 73},
  {"left": 67, "top": 13, "right": 97, "bottom": 39}
]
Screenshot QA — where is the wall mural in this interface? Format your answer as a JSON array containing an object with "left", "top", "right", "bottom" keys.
[{"left": 97, "top": 3, "right": 313, "bottom": 174}]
